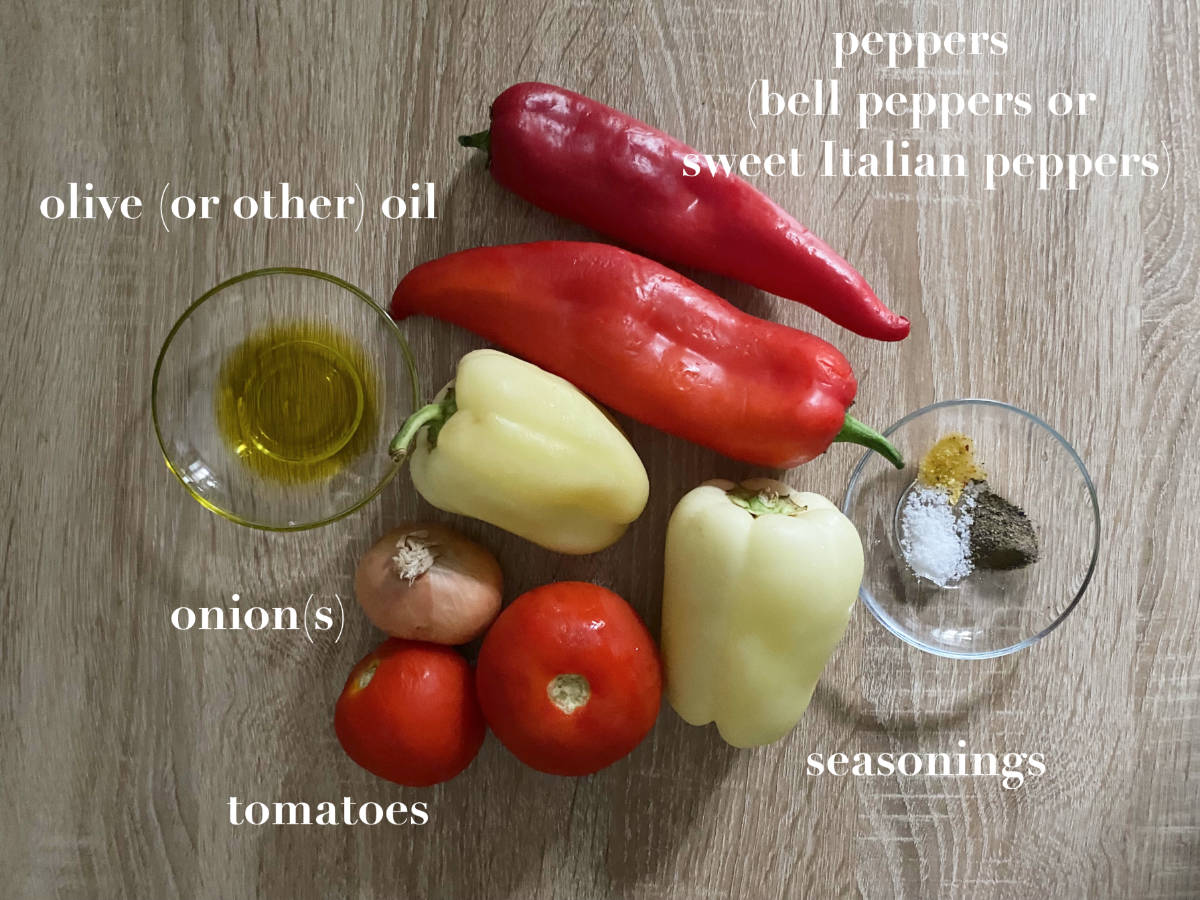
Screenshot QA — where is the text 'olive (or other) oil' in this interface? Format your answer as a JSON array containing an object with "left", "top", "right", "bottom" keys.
[{"left": 215, "top": 321, "right": 376, "bottom": 483}]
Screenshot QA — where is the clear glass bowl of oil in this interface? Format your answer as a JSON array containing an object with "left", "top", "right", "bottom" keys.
[{"left": 153, "top": 268, "right": 419, "bottom": 530}]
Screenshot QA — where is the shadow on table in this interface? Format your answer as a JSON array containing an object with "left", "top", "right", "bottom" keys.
[
  {"left": 813, "top": 647, "right": 1023, "bottom": 735},
  {"left": 601, "top": 712, "right": 739, "bottom": 895}
]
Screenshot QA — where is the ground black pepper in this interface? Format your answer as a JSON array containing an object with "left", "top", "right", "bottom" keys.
[{"left": 966, "top": 484, "right": 1039, "bottom": 570}]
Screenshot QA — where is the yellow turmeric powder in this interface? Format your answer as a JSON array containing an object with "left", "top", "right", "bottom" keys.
[{"left": 917, "top": 432, "right": 987, "bottom": 503}]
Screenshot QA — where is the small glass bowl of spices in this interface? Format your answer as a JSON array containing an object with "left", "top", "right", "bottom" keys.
[{"left": 842, "top": 399, "right": 1099, "bottom": 659}]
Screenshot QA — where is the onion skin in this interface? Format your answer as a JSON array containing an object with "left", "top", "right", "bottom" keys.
[{"left": 354, "top": 522, "right": 503, "bottom": 645}]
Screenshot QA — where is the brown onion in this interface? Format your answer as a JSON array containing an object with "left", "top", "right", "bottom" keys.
[{"left": 354, "top": 522, "right": 503, "bottom": 644}]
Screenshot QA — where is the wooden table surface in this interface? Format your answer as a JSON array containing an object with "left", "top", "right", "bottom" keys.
[{"left": 3, "top": 1, "right": 1197, "bottom": 897}]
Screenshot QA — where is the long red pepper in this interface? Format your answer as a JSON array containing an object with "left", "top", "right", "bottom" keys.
[
  {"left": 459, "top": 82, "right": 910, "bottom": 342},
  {"left": 391, "top": 242, "right": 902, "bottom": 470}
]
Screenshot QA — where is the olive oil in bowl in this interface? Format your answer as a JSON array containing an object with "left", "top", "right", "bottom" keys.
[{"left": 216, "top": 321, "right": 376, "bottom": 483}]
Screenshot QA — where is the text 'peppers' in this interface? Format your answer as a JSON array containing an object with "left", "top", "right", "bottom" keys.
[
  {"left": 661, "top": 478, "right": 864, "bottom": 748},
  {"left": 389, "top": 350, "right": 649, "bottom": 555}
]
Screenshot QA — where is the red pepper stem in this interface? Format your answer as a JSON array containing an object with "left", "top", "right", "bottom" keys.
[
  {"left": 458, "top": 130, "right": 491, "bottom": 154},
  {"left": 836, "top": 415, "right": 904, "bottom": 469}
]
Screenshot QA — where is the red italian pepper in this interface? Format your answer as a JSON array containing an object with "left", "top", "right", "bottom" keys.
[
  {"left": 459, "top": 82, "right": 910, "bottom": 342},
  {"left": 391, "top": 242, "right": 902, "bottom": 470}
]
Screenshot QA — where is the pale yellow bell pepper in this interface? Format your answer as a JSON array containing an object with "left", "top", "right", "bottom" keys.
[
  {"left": 389, "top": 349, "right": 649, "bottom": 554},
  {"left": 661, "top": 478, "right": 864, "bottom": 748}
]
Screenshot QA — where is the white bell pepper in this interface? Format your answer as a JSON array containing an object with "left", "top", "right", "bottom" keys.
[
  {"left": 390, "top": 349, "right": 649, "bottom": 554},
  {"left": 661, "top": 478, "right": 864, "bottom": 747}
]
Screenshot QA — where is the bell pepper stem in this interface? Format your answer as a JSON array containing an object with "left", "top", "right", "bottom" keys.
[
  {"left": 836, "top": 414, "right": 905, "bottom": 469},
  {"left": 389, "top": 391, "right": 457, "bottom": 462},
  {"left": 458, "top": 130, "right": 491, "bottom": 154}
]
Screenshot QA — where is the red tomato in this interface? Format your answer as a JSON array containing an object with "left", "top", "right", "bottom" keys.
[
  {"left": 335, "top": 638, "right": 485, "bottom": 787},
  {"left": 476, "top": 581, "right": 661, "bottom": 776}
]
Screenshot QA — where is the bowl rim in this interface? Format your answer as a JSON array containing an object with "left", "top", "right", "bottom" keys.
[
  {"left": 842, "top": 397, "right": 1100, "bottom": 660},
  {"left": 151, "top": 266, "right": 420, "bottom": 531}
]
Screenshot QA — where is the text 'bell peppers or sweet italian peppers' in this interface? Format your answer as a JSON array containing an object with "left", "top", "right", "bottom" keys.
[
  {"left": 459, "top": 82, "right": 909, "bottom": 341},
  {"left": 389, "top": 349, "right": 649, "bottom": 555},
  {"left": 391, "top": 242, "right": 903, "bottom": 470},
  {"left": 662, "top": 478, "right": 864, "bottom": 748}
]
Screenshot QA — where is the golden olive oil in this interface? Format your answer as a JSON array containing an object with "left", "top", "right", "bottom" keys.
[{"left": 215, "top": 321, "right": 376, "bottom": 483}]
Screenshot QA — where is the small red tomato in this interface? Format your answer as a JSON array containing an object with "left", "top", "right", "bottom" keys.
[
  {"left": 335, "top": 638, "right": 485, "bottom": 787},
  {"left": 476, "top": 581, "right": 662, "bottom": 776}
]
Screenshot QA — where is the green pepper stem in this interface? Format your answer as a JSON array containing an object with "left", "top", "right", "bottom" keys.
[
  {"left": 836, "top": 414, "right": 905, "bottom": 469},
  {"left": 457, "top": 130, "right": 491, "bottom": 154},
  {"left": 727, "top": 485, "right": 806, "bottom": 517},
  {"left": 389, "top": 392, "right": 456, "bottom": 462}
]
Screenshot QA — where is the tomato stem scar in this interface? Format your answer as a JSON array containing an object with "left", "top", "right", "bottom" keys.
[{"left": 547, "top": 673, "right": 590, "bottom": 714}]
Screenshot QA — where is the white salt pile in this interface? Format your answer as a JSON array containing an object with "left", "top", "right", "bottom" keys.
[{"left": 899, "top": 486, "right": 975, "bottom": 587}]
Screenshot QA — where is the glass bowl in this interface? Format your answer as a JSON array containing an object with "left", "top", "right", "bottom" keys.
[
  {"left": 842, "top": 399, "right": 1099, "bottom": 658},
  {"left": 152, "top": 267, "right": 419, "bottom": 530}
]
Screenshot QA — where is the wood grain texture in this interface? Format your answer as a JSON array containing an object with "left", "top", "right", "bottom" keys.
[{"left": 1, "top": 1, "right": 1196, "bottom": 897}]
